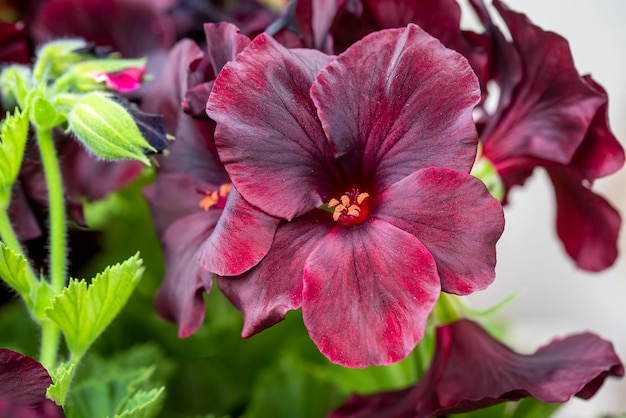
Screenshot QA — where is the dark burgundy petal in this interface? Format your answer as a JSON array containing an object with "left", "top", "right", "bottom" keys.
[
  {"left": 0, "top": 349, "right": 52, "bottom": 406},
  {"left": 154, "top": 211, "right": 218, "bottom": 338},
  {"left": 311, "top": 24, "right": 479, "bottom": 191},
  {"left": 199, "top": 188, "right": 280, "bottom": 276},
  {"left": 0, "top": 22, "right": 30, "bottom": 64},
  {"left": 0, "top": 398, "right": 65, "bottom": 418},
  {"left": 569, "top": 76, "right": 625, "bottom": 181},
  {"left": 207, "top": 34, "right": 336, "bottom": 220},
  {"left": 144, "top": 172, "right": 213, "bottom": 237},
  {"left": 8, "top": 186, "right": 42, "bottom": 242},
  {"left": 302, "top": 218, "right": 440, "bottom": 367},
  {"left": 203, "top": 22, "right": 251, "bottom": 82},
  {"left": 547, "top": 166, "right": 621, "bottom": 271},
  {"left": 142, "top": 39, "right": 204, "bottom": 132},
  {"left": 415, "top": 319, "right": 624, "bottom": 415},
  {"left": 31, "top": 0, "right": 173, "bottom": 57},
  {"left": 481, "top": 0, "right": 604, "bottom": 165},
  {"left": 217, "top": 212, "right": 332, "bottom": 337},
  {"left": 373, "top": 168, "right": 504, "bottom": 295},
  {"left": 330, "top": 319, "right": 624, "bottom": 417}
]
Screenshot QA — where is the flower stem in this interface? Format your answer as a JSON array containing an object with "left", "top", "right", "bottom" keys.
[
  {"left": 0, "top": 209, "right": 28, "bottom": 258},
  {"left": 36, "top": 126, "right": 66, "bottom": 370}
]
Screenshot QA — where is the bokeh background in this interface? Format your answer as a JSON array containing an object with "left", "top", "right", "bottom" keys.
[{"left": 462, "top": 1, "right": 626, "bottom": 416}]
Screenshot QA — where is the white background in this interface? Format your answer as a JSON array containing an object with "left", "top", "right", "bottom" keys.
[{"left": 460, "top": 1, "right": 626, "bottom": 416}]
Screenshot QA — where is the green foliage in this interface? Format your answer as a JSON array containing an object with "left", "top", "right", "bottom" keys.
[
  {"left": 31, "top": 95, "right": 63, "bottom": 129},
  {"left": 245, "top": 356, "right": 345, "bottom": 418},
  {"left": 64, "top": 344, "right": 171, "bottom": 418},
  {"left": 68, "top": 93, "right": 154, "bottom": 165},
  {"left": 0, "top": 65, "right": 31, "bottom": 108},
  {"left": 46, "top": 253, "right": 144, "bottom": 359},
  {"left": 470, "top": 156, "right": 504, "bottom": 201},
  {"left": 0, "top": 108, "right": 29, "bottom": 206},
  {"left": 0, "top": 242, "right": 37, "bottom": 303},
  {"left": 47, "top": 363, "right": 77, "bottom": 406},
  {"left": 450, "top": 398, "right": 562, "bottom": 418}
]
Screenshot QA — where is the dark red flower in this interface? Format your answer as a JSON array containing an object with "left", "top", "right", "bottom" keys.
[
  {"left": 330, "top": 319, "right": 624, "bottom": 417},
  {"left": 0, "top": 349, "right": 65, "bottom": 418},
  {"left": 143, "top": 23, "right": 278, "bottom": 337},
  {"left": 206, "top": 25, "right": 504, "bottom": 367},
  {"left": 472, "top": 0, "right": 624, "bottom": 271}
]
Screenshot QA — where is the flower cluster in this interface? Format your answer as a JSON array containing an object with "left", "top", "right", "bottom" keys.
[{"left": 0, "top": 0, "right": 622, "bottom": 416}]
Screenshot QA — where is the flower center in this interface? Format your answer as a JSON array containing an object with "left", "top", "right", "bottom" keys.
[
  {"left": 198, "top": 183, "right": 231, "bottom": 211},
  {"left": 327, "top": 190, "right": 370, "bottom": 226}
]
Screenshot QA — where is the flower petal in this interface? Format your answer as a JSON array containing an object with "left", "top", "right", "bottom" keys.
[
  {"left": 199, "top": 188, "right": 280, "bottom": 276},
  {"left": 217, "top": 212, "right": 333, "bottom": 337},
  {"left": 207, "top": 33, "right": 336, "bottom": 220},
  {"left": 373, "top": 168, "right": 504, "bottom": 295},
  {"left": 415, "top": 319, "right": 624, "bottom": 415},
  {"left": 0, "top": 349, "right": 52, "bottom": 406},
  {"left": 547, "top": 166, "right": 621, "bottom": 271},
  {"left": 303, "top": 218, "right": 440, "bottom": 367},
  {"left": 480, "top": 0, "right": 604, "bottom": 165},
  {"left": 154, "top": 211, "right": 218, "bottom": 338},
  {"left": 311, "top": 24, "right": 480, "bottom": 191},
  {"left": 330, "top": 319, "right": 624, "bottom": 417},
  {"left": 569, "top": 76, "right": 625, "bottom": 181}
]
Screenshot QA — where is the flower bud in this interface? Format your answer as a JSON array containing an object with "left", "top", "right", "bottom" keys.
[
  {"left": 57, "top": 58, "right": 147, "bottom": 93},
  {"left": 68, "top": 92, "right": 155, "bottom": 165}
]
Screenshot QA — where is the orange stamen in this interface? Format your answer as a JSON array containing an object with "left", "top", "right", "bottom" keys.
[
  {"left": 219, "top": 183, "right": 232, "bottom": 197},
  {"left": 328, "top": 198, "right": 340, "bottom": 208},
  {"left": 356, "top": 192, "right": 370, "bottom": 204},
  {"left": 199, "top": 193, "right": 219, "bottom": 211},
  {"left": 340, "top": 195, "right": 350, "bottom": 207}
]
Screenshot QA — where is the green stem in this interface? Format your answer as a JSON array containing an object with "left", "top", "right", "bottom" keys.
[{"left": 36, "top": 126, "right": 66, "bottom": 370}]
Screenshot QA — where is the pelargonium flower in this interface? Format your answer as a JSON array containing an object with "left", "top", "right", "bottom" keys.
[
  {"left": 143, "top": 23, "right": 278, "bottom": 337},
  {"left": 0, "top": 348, "right": 65, "bottom": 418},
  {"left": 471, "top": 0, "right": 624, "bottom": 271},
  {"left": 205, "top": 24, "right": 504, "bottom": 367},
  {"left": 329, "top": 319, "right": 624, "bottom": 417}
]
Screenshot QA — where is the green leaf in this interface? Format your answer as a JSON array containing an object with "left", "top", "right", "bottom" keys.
[
  {"left": 0, "top": 108, "right": 29, "bottom": 206},
  {"left": 31, "top": 96, "right": 62, "bottom": 129},
  {"left": 64, "top": 344, "right": 172, "bottom": 418},
  {"left": 46, "top": 253, "right": 144, "bottom": 359},
  {"left": 470, "top": 156, "right": 504, "bottom": 201},
  {"left": 244, "top": 356, "right": 346, "bottom": 418},
  {"left": 0, "top": 242, "right": 37, "bottom": 303},
  {"left": 115, "top": 387, "right": 165, "bottom": 418},
  {"left": 47, "top": 363, "right": 76, "bottom": 406},
  {"left": 0, "top": 65, "right": 31, "bottom": 108},
  {"left": 509, "top": 398, "right": 561, "bottom": 418}
]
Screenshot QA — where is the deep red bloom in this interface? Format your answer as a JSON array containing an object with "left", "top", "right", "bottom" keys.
[
  {"left": 472, "top": 0, "right": 624, "bottom": 271},
  {"left": 206, "top": 25, "right": 504, "bottom": 367},
  {"left": 0, "top": 349, "right": 65, "bottom": 418},
  {"left": 330, "top": 319, "right": 624, "bottom": 417},
  {"left": 143, "top": 23, "right": 278, "bottom": 337}
]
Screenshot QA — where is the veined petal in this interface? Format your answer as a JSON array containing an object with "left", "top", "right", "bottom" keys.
[
  {"left": 154, "top": 211, "right": 218, "bottom": 338},
  {"left": 481, "top": 0, "right": 604, "bottom": 165},
  {"left": 203, "top": 22, "right": 251, "bottom": 79},
  {"left": 199, "top": 188, "right": 280, "bottom": 276},
  {"left": 330, "top": 319, "right": 624, "bottom": 417},
  {"left": 218, "top": 212, "right": 333, "bottom": 337},
  {"left": 303, "top": 218, "right": 440, "bottom": 367},
  {"left": 569, "top": 76, "right": 625, "bottom": 181},
  {"left": 548, "top": 166, "right": 621, "bottom": 272},
  {"left": 373, "top": 168, "right": 504, "bottom": 295},
  {"left": 207, "top": 34, "right": 336, "bottom": 220},
  {"left": 0, "top": 349, "right": 52, "bottom": 406},
  {"left": 311, "top": 24, "right": 480, "bottom": 190}
]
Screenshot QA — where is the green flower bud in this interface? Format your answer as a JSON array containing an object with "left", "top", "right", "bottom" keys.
[
  {"left": 471, "top": 155, "right": 505, "bottom": 202},
  {"left": 52, "top": 58, "right": 147, "bottom": 94},
  {"left": 33, "top": 38, "right": 88, "bottom": 82},
  {"left": 68, "top": 92, "right": 155, "bottom": 165},
  {"left": 0, "top": 65, "right": 32, "bottom": 109}
]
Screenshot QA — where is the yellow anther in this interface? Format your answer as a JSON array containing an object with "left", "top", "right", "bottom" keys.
[
  {"left": 219, "top": 183, "right": 232, "bottom": 197},
  {"left": 328, "top": 198, "right": 340, "bottom": 208},
  {"left": 340, "top": 195, "right": 350, "bottom": 207},
  {"left": 199, "top": 194, "right": 219, "bottom": 211},
  {"left": 356, "top": 192, "right": 370, "bottom": 205},
  {"left": 333, "top": 210, "right": 342, "bottom": 221},
  {"left": 347, "top": 205, "right": 360, "bottom": 217}
]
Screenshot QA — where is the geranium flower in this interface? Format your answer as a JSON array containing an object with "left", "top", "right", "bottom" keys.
[
  {"left": 205, "top": 24, "right": 504, "bottom": 367},
  {"left": 143, "top": 23, "right": 278, "bottom": 337},
  {"left": 329, "top": 319, "right": 624, "bottom": 417},
  {"left": 0, "top": 348, "right": 65, "bottom": 418},
  {"left": 471, "top": 0, "right": 624, "bottom": 271}
]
